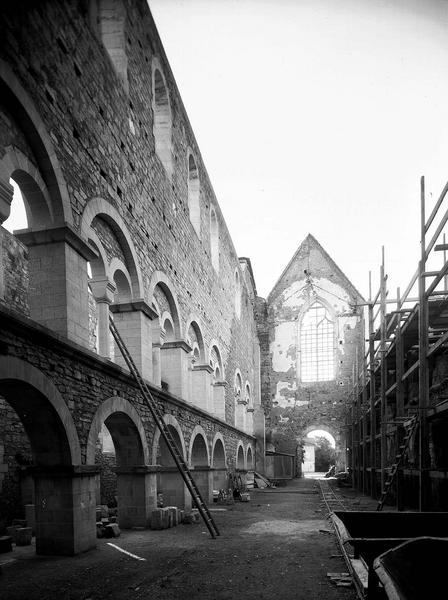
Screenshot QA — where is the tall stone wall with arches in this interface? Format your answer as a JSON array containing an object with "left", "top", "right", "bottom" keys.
[{"left": 0, "top": 0, "right": 263, "bottom": 552}]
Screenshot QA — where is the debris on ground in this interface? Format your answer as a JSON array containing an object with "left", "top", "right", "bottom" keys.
[
  {"left": 253, "top": 472, "right": 275, "bottom": 489},
  {"left": 327, "top": 572, "right": 353, "bottom": 587}
]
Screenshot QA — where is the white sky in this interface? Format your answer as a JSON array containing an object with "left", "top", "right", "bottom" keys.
[{"left": 149, "top": 0, "right": 448, "bottom": 300}]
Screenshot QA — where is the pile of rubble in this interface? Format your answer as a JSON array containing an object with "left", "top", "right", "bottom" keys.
[
  {"left": 0, "top": 518, "right": 33, "bottom": 554},
  {"left": 96, "top": 505, "right": 120, "bottom": 539},
  {"left": 150, "top": 506, "right": 199, "bottom": 529}
]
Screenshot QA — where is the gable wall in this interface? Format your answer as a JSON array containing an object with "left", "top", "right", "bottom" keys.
[{"left": 258, "top": 236, "right": 364, "bottom": 461}]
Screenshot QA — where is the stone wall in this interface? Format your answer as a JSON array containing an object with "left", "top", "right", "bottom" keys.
[
  {"left": 0, "top": 308, "right": 255, "bottom": 514},
  {"left": 0, "top": 394, "right": 32, "bottom": 526},
  {"left": 0, "top": 228, "right": 29, "bottom": 316},
  {"left": 0, "top": 0, "right": 262, "bottom": 541},
  {"left": 257, "top": 235, "right": 365, "bottom": 464},
  {"left": 0, "top": 0, "right": 261, "bottom": 425}
]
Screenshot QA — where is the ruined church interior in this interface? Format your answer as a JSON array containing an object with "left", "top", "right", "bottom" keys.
[{"left": 0, "top": 1, "right": 447, "bottom": 599}]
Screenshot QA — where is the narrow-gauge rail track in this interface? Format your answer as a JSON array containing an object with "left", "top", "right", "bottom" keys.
[
  {"left": 317, "top": 479, "right": 367, "bottom": 599},
  {"left": 317, "top": 479, "right": 351, "bottom": 514}
]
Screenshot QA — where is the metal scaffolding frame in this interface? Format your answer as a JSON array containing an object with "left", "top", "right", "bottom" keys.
[{"left": 347, "top": 176, "right": 448, "bottom": 510}]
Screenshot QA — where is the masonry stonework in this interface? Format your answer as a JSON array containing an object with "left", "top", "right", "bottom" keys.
[
  {"left": 0, "top": 0, "right": 261, "bottom": 555},
  {"left": 256, "top": 235, "right": 364, "bottom": 468}
]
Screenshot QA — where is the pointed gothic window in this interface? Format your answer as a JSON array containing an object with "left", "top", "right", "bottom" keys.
[{"left": 300, "top": 302, "right": 334, "bottom": 382}]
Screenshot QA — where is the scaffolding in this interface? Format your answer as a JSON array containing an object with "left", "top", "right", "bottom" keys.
[{"left": 348, "top": 176, "right": 448, "bottom": 511}]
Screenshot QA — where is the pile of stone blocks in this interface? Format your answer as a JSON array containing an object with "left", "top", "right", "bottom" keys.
[
  {"left": 150, "top": 506, "right": 198, "bottom": 530},
  {"left": 96, "top": 505, "right": 120, "bottom": 538},
  {"left": 2, "top": 518, "right": 33, "bottom": 550}
]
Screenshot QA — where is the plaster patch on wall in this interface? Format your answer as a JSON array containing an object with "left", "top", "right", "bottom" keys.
[
  {"left": 338, "top": 316, "right": 360, "bottom": 354},
  {"left": 274, "top": 381, "right": 298, "bottom": 408},
  {"left": 282, "top": 277, "right": 351, "bottom": 314},
  {"left": 340, "top": 316, "right": 359, "bottom": 334},
  {"left": 271, "top": 322, "right": 296, "bottom": 372},
  {"left": 279, "top": 281, "right": 307, "bottom": 309}
]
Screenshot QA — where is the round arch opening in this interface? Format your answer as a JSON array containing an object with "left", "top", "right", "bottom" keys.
[
  {"left": 236, "top": 445, "right": 245, "bottom": 470},
  {"left": 303, "top": 429, "right": 337, "bottom": 476},
  {"left": 0, "top": 377, "right": 82, "bottom": 555}
]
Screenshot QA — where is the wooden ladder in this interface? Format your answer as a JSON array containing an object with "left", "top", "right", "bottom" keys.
[
  {"left": 109, "top": 316, "right": 220, "bottom": 539},
  {"left": 376, "top": 415, "right": 418, "bottom": 511}
]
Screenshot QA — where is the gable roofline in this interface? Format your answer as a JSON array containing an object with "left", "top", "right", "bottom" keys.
[{"left": 267, "top": 233, "right": 365, "bottom": 304}]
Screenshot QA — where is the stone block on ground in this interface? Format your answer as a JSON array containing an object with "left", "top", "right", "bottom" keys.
[
  {"left": 6, "top": 526, "right": 18, "bottom": 543},
  {"left": 16, "top": 527, "right": 32, "bottom": 546},
  {"left": 150, "top": 508, "right": 164, "bottom": 530},
  {"left": 165, "top": 506, "right": 178, "bottom": 526},
  {"left": 191, "top": 509, "right": 200, "bottom": 523},
  {"left": 161, "top": 507, "right": 172, "bottom": 528},
  {"left": 104, "top": 524, "right": 121, "bottom": 538},
  {"left": 183, "top": 511, "right": 200, "bottom": 525},
  {"left": 0, "top": 536, "right": 13, "bottom": 553}
]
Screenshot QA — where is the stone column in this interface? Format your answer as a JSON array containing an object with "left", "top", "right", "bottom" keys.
[
  {"left": 246, "top": 407, "right": 254, "bottom": 435},
  {"left": 110, "top": 300, "right": 158, "bottom": 381},
  {"left": 115, "top": 466, "right": 158, "bottom": 528},
  {"left": 236, "top": 398, "right": 248, "bottom": 431},
  {"left": 15, "top": 225, "right": 97, "bottom": 347},
  {"left": 0, "top": 178, "right": 14, "bottom": 299},
  {"left": 157, "top": 467, "right": 191, "bottom": 511},
  {"left": 213, "top": 381, "right": 227, "bottom": 420},
  {"left": 212, "top": 467, "right": 228, "bottom": 493},
  {"left": 31, "top": 465, "right": 98, "bottom": 556},
  {"left": 151, "top": 322, "right": 163, "bottom": 387},
  {"left": 192, "top": 466, "right": 213, "bottom": 504},
  {"left": 191, "top": 363, "right": 214, "bottom": 412},
  {"left": 253, "top": 406, "right": 266, "bottom": 475},
  {"left": 160, "top": 340, "right": 193, "bottom": 399},
  {"left": 89, "top": 276, "right": 116, "bottom": 358}
]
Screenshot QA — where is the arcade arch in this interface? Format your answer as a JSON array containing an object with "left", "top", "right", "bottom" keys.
[
  {"left": 152, "top": 415, "right": 190, "bottom": 510},
  {"left": 86, "top": 396, "right": 152, "bottom": 529},
  {"left": 189, "top": 426, "right": 211, "bottom": 504},
  {"left": 0, "top": 357, "right": 94, "bottom": 555},
  {"left": 212, "top": 434, "right": 227, "bottom": 492},
  {"left": 210, "top": 342, "right": 225, "bottom": 420},
  {"left": 236, "top": 443, "right": 245, "bottom": 470}
]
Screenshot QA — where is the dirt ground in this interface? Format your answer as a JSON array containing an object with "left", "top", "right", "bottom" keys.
[{"left": 0, "top": 477, "right": 373, "bottom": 600}]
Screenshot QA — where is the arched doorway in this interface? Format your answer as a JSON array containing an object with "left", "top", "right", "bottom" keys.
[
  {"left": 153, "top": 417, "right": 190, "bottom": 510},
  {"left": 0, "top": 357, "right": 95, "bottom": 556},
  {"left": 190, "top": 429, "right": 211, "bottom": 504},
  {"left": 86, "top": 397, "right": 152, "bottom": 529},
  {"left": 212, "top": 436, "right": 227, "bottom": 492},
  {"left": 304, "top": 429, "right": 337, "bottom": 475},
  {"left": 236, "top": 444, "right": 245, "bottom": 470}
]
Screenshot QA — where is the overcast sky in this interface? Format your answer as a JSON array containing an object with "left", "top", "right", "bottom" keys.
[{"left": 149, "top": 0, "right": 448, "bottom": 300}]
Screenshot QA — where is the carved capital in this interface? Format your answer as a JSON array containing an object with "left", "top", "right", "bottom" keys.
[{"left": 89, "top": 276, "right": 116, "bottom": 304}]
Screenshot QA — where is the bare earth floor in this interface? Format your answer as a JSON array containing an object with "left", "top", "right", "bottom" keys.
[{"left": 0, "top": 477, "right": 370, "bottom": 600}]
